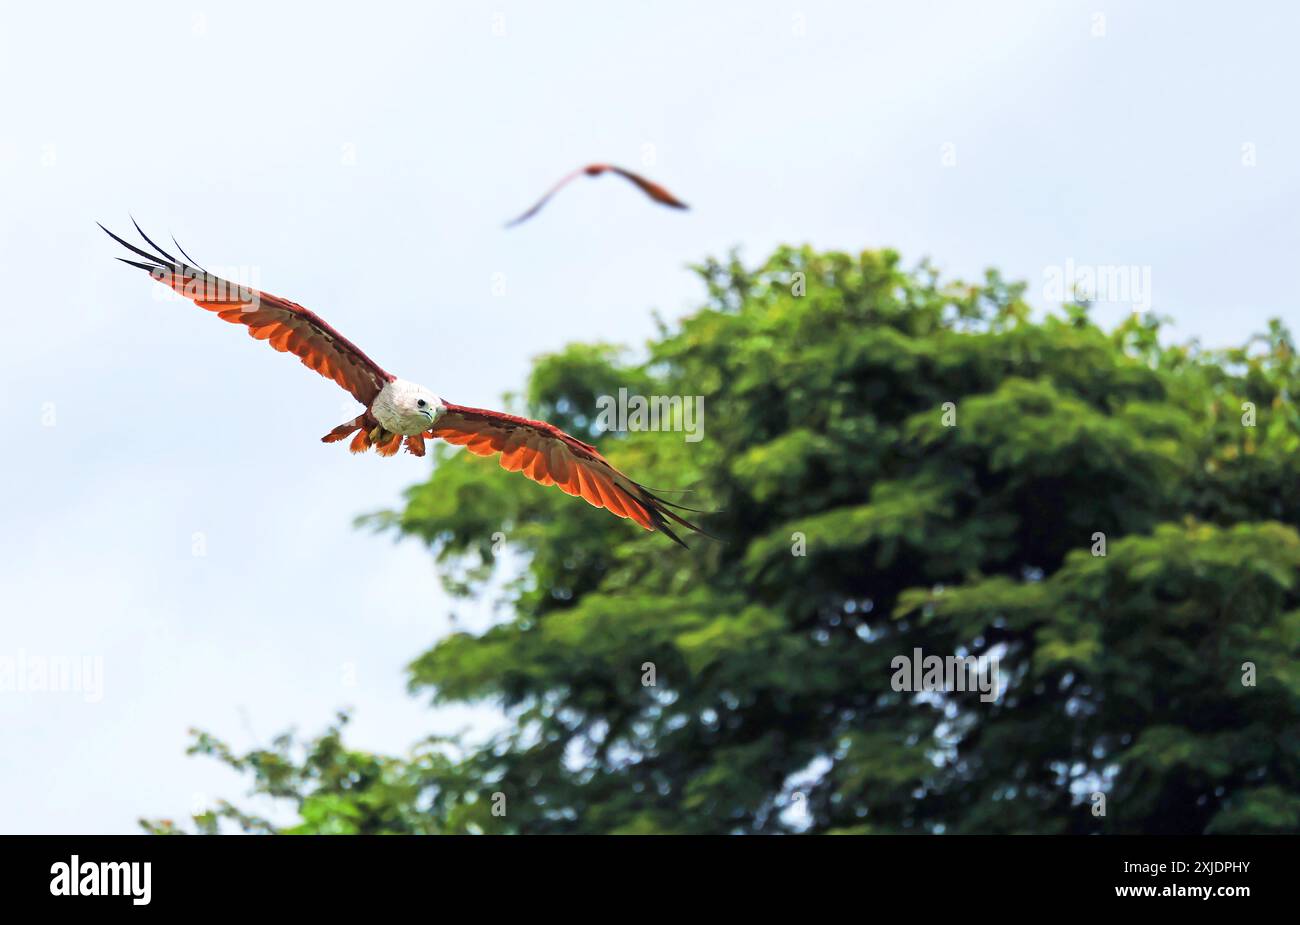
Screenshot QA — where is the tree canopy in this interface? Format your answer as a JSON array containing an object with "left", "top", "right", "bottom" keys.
[{"left": 146, "top": 246, "right": 1300, "bottom": 835}]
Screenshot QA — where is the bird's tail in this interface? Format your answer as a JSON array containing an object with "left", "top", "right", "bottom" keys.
[{"left": 321, "top": 417, "right": 426, "bottom": 457}]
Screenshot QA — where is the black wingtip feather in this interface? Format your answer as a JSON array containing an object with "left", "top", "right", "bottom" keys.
[
  {"left": 100, "top": 221, "right": 170, "bottom": 269},
  {"left": 653, "top": 495, "right": 720, "bottom": 515},
  {"left": 115, "top": 257, "right": 160, "bottom": 272},
  {"left": 103, "top": 219, "right": 215, "bottom": 287},
  {"left": 171, "top": 234, "right": 208, "bottom": 273},
  {"left": 656, "top": 521, "right": 689, "bottom": 549},
  {"left": 130, "top": 216, "right": 179, "bottom": 265},
  {"left": 635, "top": 485, "right": 721, "bottom": 546},
  {"left": 634, "top": 485, "right": 721, "bottom": 516}
]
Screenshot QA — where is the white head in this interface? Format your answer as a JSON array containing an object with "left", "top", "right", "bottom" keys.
[{"left": 373, "top": 379, "right": 445, "bottom": 436}]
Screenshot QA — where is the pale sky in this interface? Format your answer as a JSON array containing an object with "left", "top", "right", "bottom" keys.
[{"left": 1, "top": 0, "right": 1297, "bottom": 833}]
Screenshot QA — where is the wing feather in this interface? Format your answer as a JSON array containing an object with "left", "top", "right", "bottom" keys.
[
  {"left": 428, "top": 403, "right": 708, "bottom": 546},
  {"left": 101, "top": 222, "right": 393, "bottom": 405}
]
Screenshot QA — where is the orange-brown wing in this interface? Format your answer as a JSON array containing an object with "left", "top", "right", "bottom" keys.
[
  {"left": 504, "top": 163, "right": 688, "bottom": 227},
  {"left": 101, "top": 221, "right": 393, "bottom": 405},
  {"left": 606, "top": 166, "right": 690, "bottom": 210},
  {"left": 503, "top": 167, "right": 586, "bottom": 228},
  {"left": 428, "top": 403, "right": 707, "bottom": 547}
]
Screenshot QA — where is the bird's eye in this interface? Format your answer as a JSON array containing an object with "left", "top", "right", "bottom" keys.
[{"left": 417, "top": 399, "right": 427, "bottom": 408}]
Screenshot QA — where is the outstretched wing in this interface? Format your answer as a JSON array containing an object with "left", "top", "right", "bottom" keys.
[
  {"left": 428, "top": 403, "right": 709, "bottom": 547},
  {"left": 503, "top": 166, "right": 587, "bottom": 228},
  {"left": 605, "top": 165, "right": 690, "bottom": 209},
  {"left": 101, "top": 221, "right": 394, "bottom": 405},
  {"left": 504, "top": 163, "right": 689, "bottom": 227}
]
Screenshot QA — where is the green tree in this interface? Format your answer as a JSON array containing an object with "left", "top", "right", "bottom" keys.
[{"left": 144, "top": 247, "right": 1300, "bottom": 835}]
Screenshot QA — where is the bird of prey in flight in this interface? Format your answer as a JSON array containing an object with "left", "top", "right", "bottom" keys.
[
  {"left": 100, "top": 221, "right": 708, "bottom": 547},
  {"left": 505, "top": 164, "right": 689, "bottom": 227}
]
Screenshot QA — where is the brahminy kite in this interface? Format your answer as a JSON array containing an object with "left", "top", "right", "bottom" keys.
[
  {"left": 100, "top": 221, "right": 709, "bottom": 547},
  {"left": 505, "top": 164, "right": 689, "bottom": 227}
]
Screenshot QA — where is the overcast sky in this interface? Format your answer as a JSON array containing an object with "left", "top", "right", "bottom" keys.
[{"left": 2, "top": 0, "right": 1297, "bottom": 833}]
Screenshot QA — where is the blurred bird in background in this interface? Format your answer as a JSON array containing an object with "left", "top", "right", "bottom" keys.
[{"left": 505, "top": 163, "right": 689, "bottom": 227}]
